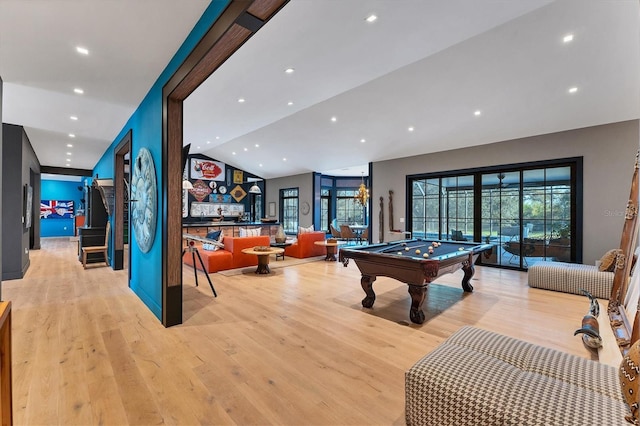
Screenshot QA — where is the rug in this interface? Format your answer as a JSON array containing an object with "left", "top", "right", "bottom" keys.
[{"left": 217, "top": 255, "right": 324, "bottom": 276}]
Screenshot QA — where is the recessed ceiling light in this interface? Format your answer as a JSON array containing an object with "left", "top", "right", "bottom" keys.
[
  {"left": 259, "top": 164, "right": 263, "bottom": 167},
  {"left": 365, "top": 14, "right": 377, "bottom": 23},
  {"left": 568, "top": 87, "right": 578, "bottom": 93},
  {"left": 563, "top": 34, "right": 574, "bottom": 43},
  {"left": 232, "top": 152, "right": 236, "bottom": 155},
  {"left": 68, "top": 133, "right": 75, "bottom": 138},
  {"left": 238, "top": 98, "right": 245, "bottom": 103},
  {"left": 243, "top": 147, "right": 248, "bottom": 152},
  {"left": 70, "top": 115, "right": 78, "bottom": 120},
  {"left": 206, "top": 141, "right": 211, "bottom": 144},
  {"left": 285, "top": 68, "right": 295, "bottom": 74},
  {"left": 255, "top": 144, "right": 260, "bottom": 148},
  {"left": 76, "top": 46, "right": 89, "bottom": 55},
  {"left": 474, "top": 110, "right": 481, "bottom": 116},
  {"left": 197, "top": 146, "right": 201, "bottom": 149},
  {"left": 360, "top": 139, "right": 366, "bottom": 143},
  {"left": 331, "top": 116, "right": 337, "bottom": 122},
  {"left": 66, "top": 144, "right": 73, "bottom": 148},
  {"left": 216, "top": 136, "right": 220, "bottom": 140},
  {"left": 66, "top": 152, "right": 72, "bottom": 156},
  {"left": 287, "top": 101, "right": 293, "bottom": 106},
  {"left": 408, "top": 126, "right": 415, "bottom": 132},
  {"left": 74, "top": 88, "right": 84, "bottom": 94},
  {"left": 283, "top": 158, "right": 287, "bottom": 161}
]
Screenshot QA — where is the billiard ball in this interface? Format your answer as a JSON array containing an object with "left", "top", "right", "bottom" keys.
[
  {"left": 401, "top": 242, "right": 407, "bottom": 246},
  {"left": 428, "top": 245, "right": 433, "bottom": 250},
  {"left": 423, "top": 253, "right": 429, "bottom": 258},
  {"left": 458, "top": 247, "right": 464, "bottom": 251},
  {"left": 429, "top": 249, "right": 434, "bottom": 254},
  {"left": 415, "top": 249, "right": 421, "bottom": 254},
  {"left": 405, "top": 247, "right": 410, "bottom": 251},
  {"left": 397, "top": 252, "right": 403, "bottom": 255}
]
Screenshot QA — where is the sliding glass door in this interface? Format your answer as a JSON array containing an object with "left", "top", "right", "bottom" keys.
[{"left": 409, "top": 159, "right": 579, "bottom": 270}]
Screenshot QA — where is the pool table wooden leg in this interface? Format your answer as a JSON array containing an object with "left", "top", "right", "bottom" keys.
[
  {"left": 408, "top": 285, "right": 427, "bottom": 324},
  {"left": 461, "top": 256, "right": 475, "bottom": 292},
  {"left": 360, "top": 275, "right": 376, "bottom": 308}
]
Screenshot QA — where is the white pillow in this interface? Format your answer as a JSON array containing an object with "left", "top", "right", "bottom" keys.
[
  {"left": 202, "top": 243, "right": 219, "bottom": 251},
  {"left": 239, "top": 227, "right": 261, "bottom": 237},
  {"left": 298, "top": 224, "right": 314, "bottom": 234}
]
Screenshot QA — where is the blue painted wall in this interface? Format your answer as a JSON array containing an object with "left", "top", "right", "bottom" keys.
[
  {"left": 92, "top": 0, "right": 232, "bottom": 321},
  {"left": 40, "top": 179, "right": 84, "bottom": 237}
]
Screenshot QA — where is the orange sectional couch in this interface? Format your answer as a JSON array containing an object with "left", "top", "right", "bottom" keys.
[
  {"left": 183, "top": 235, "right": 271, "bottom": 273},
  {"left": 283, "top": 231, "right": 326, "bottom": 258}
]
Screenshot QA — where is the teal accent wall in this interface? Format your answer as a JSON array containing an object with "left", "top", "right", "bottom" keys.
[
  {"left": 92, "top": 0, "right": 232, "bottom": 320},
  {"left": 40, "top": 180, "right": 83, "bottom": 237}
]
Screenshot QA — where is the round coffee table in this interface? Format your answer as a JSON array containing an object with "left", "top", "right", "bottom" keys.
[
  {"left": 241, "top": 247, "right": 285, "bottom": 274},
  {"left": 314, "top": 240, "right": 346, "bottom": 261}
]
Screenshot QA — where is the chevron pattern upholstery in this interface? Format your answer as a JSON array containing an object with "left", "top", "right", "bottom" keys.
[
  {"left": 405, "top": 326, "right": 629, "bottom": 425},
  {"left": 527, "top": 261, "right": 614, "bottom": 299}
]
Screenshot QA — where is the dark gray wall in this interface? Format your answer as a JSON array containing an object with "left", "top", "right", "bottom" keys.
[{"left": 2, "top": 123, "right": 40, "bottom": 280}]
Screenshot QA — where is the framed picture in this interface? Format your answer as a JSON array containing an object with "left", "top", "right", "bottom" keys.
[
  {"left": 40, "top": 199, "right": 74, "bottom": 220},
  {"left": 268, "top": 202, "right": 276, "bottom": 217},
  {"left": 24, "top": 184, "right": 33, "bottom": 228},
  {"left": 233, "top": 170, "right": 243, "bottom": 184}
]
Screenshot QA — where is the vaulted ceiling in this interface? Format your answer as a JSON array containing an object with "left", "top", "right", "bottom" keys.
[{"left": 2, "top": 0, "right": 639, "bottom": 180}]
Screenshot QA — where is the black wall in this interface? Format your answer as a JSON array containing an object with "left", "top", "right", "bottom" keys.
[
  {"left": 0, "top": 77, "right": 3, "bottom": 297},
  {"left": 2, "top": 123, "right": 40, "bottom": 280}
]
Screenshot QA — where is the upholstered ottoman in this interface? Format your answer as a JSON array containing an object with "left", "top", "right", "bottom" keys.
[
  {"left": 527, "top": 261, "right": 614, "bottom": 299},
  {"left": 405, "top": 326, "right": 628, "bottom": 425}
]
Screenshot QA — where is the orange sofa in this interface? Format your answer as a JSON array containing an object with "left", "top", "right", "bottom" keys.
[
  {"left": 183, "top": 235, "right": 271, "bottom": 273},
  {"left": 283, "top": 231, "right": 326, "bottom": 258}
]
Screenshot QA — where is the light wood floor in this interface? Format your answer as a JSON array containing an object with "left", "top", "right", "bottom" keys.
[{"left": 4, "top": 238, "right": 598, "bottom": 425}]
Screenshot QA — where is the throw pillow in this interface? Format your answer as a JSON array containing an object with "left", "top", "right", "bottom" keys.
[
  {"left": 599, "top": 249, "right": 622, "bottom": 272},
  {"left": 239, "top": 227, "right": 261, "bottom": 237},
  {"left": 619, "top": 339, "right": 640, "bottom": 424},
  {"left": 298, "top": 224, "right": 314, "bottom": 234},
  {"left": 206, "top": 230, "right": 222, "bottom": 241}
]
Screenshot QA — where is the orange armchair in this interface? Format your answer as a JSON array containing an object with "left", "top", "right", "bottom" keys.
[{"left": 284, "top": 231, "right": 326, "bottom": 258}]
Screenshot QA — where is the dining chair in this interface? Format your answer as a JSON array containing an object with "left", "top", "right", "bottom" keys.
[
  {"left": 330, "top": 223, "right": 342, "bottom": 240},
  {"left": 340, "top": 225, "right": 357, "bottom": 244}
]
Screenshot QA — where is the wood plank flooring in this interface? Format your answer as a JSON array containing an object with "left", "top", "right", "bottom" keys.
[{"left": 4, "top": 237, "right": 599, "bottom": 425}]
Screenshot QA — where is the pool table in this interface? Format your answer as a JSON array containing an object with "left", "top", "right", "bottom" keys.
[{"left": 339, "top": 239, "right": 493, "bottom": 324}]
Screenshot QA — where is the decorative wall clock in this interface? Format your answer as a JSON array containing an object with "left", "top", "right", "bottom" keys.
[
  {"left": 301, "top": 201, "right": 310, "bottom": 215},
  {"left": 131, "top": 147, "right": 157, "bottom": 253}
]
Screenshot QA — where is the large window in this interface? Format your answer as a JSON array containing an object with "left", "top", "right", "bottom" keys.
[
  {"left": 280, "top": 188, "right": 299, "bottom": 233},
  {"left": 409, "top": 159, "right": 580, "bottom": 269},
  {"left": 320, "top": 188, "right": 331, "bottom": 232},
  {"left": 336, "top": 189, "right": 366, "bottom": 225}
]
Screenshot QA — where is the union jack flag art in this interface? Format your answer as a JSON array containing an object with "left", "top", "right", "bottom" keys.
[{"left": 40, "top": 200, "right": 74, "bottom": 219}]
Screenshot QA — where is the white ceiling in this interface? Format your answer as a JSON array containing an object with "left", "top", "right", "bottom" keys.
[{"left": 2, "top": 0, "right": 639, "bottom": 181}]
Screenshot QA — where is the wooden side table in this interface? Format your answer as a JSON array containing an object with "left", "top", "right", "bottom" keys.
[
  {"left": 241, "top": 247, "right": 284, "bottom": 274},
  {"left": 314, "top": 240, "right": 346, "bottom": 261}
]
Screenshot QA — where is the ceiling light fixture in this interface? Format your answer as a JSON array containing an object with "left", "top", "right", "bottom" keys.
[
  {"left": 568, "top": 87, "right": 578, "bottom": 93},
  {"left": 285, "top": 67, "right": 295, "bottom": 74},
  {"left": 238, "top": 98, "right": 245, "bottom": 103},
  {"left": 70, "top": 115, "right": 78, "bottom": 120},
  {"left": 365, "top": 14, "right": 377, "bottom": 23},
  {"left": 354, "top": 172, "right": 369, "bottom": 206},
  {"left": 360, "top": 139, "right": 366, "bottom": 143},
  {"left": 66, "top": 152, "right": 72, "bottom": 156},
  {"left": 259, "top": 164, "right": 263, "bottom": 167},
  {"left": 563, "top": 34, "right": 574, "bottom": 43},
  {"left": 76, "top": 46, "right": 89, "bottom": 55},
  {"left": 232, "top": 151, "right": 236, "bottom": 155},
  {"left": 408, "top": 126, "right": 415, "bottom": 132},
  {"left": 66, "top": 144, "right": 73, "bottom": 148},
  {"left": 331, "top": 116, "right": 337, "bottom": 122},
  {"left": 255, "top": 144, "right": 259, "bottom": 148},
  {"left": 249, "top": 183, "right": 262, "bottom": 194},
  {"left": 244, "top": 147, "right": 248, "bottom": 151},
  {"left": 68, "top": 133, "right": 75, "bottom": 138},
  {"left": 287, "top": 101, "right": 293, "bottom": 106},
  {"left": 474, "top": 110, "right": 482, "bottom": 116},
  {"left": 206, "top": 141, "right": 211, "bottom": 144},
  {"left": 74, "top": 88, "right": 84, "bottom": 94},
  {"left": 216, "top": 136, "right": 220, "bottom": 140},
  {"left": 283, "top": 157, "right": 287, "bottom": 161}
]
